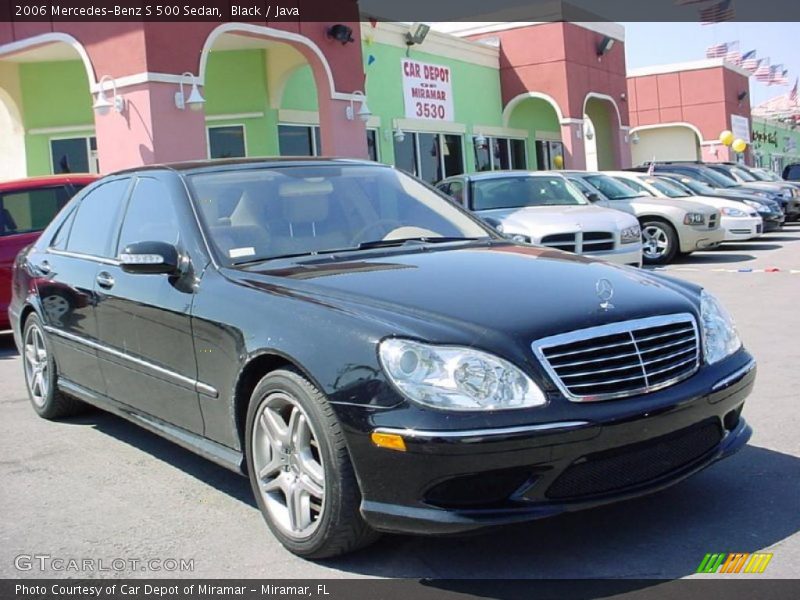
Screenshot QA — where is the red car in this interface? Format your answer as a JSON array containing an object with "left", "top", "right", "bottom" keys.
[{"left": 0, "top": 174, "right": 97, "bottom": 330}]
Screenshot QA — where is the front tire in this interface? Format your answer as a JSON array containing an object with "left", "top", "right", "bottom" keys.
[
  {"left": 641, "top": 219, "right": 679, "bottom": 265},
  {"left": 245, "top": 368, "right": 378, "bottom": 558},
  {"left": 22, "top": 313, "right": 85, "bottom": 419}
]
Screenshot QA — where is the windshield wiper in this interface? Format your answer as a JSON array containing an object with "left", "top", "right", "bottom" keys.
[{"left": 356, "top": 236, "right": 483, "bottom": 250}]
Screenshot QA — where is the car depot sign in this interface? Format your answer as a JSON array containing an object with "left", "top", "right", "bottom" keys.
[{"left": 402, "top": 59, "right": 454, "bottom": 122}]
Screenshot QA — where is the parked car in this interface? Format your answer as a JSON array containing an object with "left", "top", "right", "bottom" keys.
[
  {"left": 564, "top": 171, "right": 724, "bottom": 265},
  {"left": 656, "top": 173, "right": 784, "bottom": 232},
  {"left": 704, "top": 163, "right": 800, "bottom": 221},
  {"left": 782, "top": 163, "right": 800, "bottom": 182},
  {"left": 604, "top": 171, "right": 763, "bottom": 242},
  {"left": 436, "top": 172, "right": 642, "bottom": 267},
  {"left": 11, "top": 158, "right": 755, "bottom": 558},
  {"left": 629, "top": 162, "right": 794, "bottom": 218},
  {"left": 0, "top": 174, "right": 97, "bottom": 330}
]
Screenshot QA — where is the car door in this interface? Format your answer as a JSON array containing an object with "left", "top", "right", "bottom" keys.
[
  {"left": 92, "top": 174, "right": 204, "bottom": 434},
  {"left": 33, "top": 178, "right": 132, "bottom": 395}
]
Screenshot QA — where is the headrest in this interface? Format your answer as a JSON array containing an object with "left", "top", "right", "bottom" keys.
[{"left": 282, "top": 196, "right": 330, "bottom": 224}]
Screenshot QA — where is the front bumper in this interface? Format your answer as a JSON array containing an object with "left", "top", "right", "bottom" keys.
[
  {"left": 586, "top": 243, "right": 642, "bottom": 268},
  {"left": 721, "top": 216, "right": 763, "bottom": 241},
  {"left": 339, "top": 351, "right": 755, "bottom": 535},
  {"left": 678, "top": 226, "right": 726, "bottom": 253}
]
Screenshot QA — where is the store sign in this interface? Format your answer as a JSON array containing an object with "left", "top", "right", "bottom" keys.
[
  {"left": 731, "top": 115, "right": 751, "bottom": 143},
  {"left": 401, "top": 59, "right": 454, "bottom": 122},
  {"left": 753, "top": 130, "right": 778, "bottom": 146}
]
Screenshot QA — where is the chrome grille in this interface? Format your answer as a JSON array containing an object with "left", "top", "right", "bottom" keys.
[
  {"left": 708, "top": 213, "right": 719, "bottom": 229},
  {"left": 532, "top": 314, "right": 699, "bottom": 402},
  {"left": 540, "top": 231, "right": 615, "bottom": 255}
]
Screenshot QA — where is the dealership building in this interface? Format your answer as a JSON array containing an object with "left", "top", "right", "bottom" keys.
[{"left": 1, "top": 17, "right": 799, "bottom": 182}]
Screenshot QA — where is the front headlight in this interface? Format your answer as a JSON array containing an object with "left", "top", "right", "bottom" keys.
[
  {"left": 508, "top": 233, "right": 532, "bottom": 244},
  {"left": 743, "top": 200, "right": 766, "bottom": 212},
  {"left": 720, "top": 207, "right": 747, "bottom": 217},
  {"left": 620, "top": 224, "right": 641, "bottom": 244},
  {"left": 379, "top": 338, "right": 547, "bottom": 411},
  {"left": 684, "top": 212, "right": 706, "bottom": 226},
  {"left": 700, "top": 290, "right": 742, "bottom": 364}
]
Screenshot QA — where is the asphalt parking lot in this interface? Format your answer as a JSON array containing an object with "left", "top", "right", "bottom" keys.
[{"left": 1, "top": 224, "right": 799, "bottom": 580}]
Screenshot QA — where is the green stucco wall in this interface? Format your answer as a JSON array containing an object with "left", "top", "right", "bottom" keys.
[
  {"left": 751, "top": 118, "right": 800, "bottom": 172},
  {"left": 506, "top": 98, "right": 561, "bottom": 170},
  {"left": 585, "top": 99, "right": 615, "bottom": 171}
]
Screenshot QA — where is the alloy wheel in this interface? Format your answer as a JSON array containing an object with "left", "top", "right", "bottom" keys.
[
  {"left": 251, "top": 392, "right": 325, "bottom": 540},
  {"left": 24, "top": 323, "right": 49, "bottom": 407},
  {"left": 642, "top": 224, "right": 670, "bottom": 260}
]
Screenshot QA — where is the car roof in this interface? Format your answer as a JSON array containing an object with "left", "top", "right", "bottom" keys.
[
  {"left": 109, "top": 157, "right": 383, "bottom": 177},
  {"left": 0, "top": 173, "right": 98, "bottom": 191},
  {"left": 455, "top": 170, "right": 566, "bottom": 181}
]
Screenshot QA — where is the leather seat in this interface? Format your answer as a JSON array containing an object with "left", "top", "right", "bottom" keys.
[{"left": 270, "top": 195, "right": 350, "bottom": 256}]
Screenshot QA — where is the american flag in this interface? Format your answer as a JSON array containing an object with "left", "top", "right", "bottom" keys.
[
  {"left": 741, "top": 50, "right": 759, "bottom": 72},
  {"left": 754, "top": 60, "right": 772, "bottom": 82},
  {"left": 700, "top": 0, "right": 736, "bottom": 24},
  {"left": 706, "top": 42, "right": 729, "bottom": 58},
  {"left": 770, "top": 68, "right": 790, "bottom": 86},
  {"left": 790, "top": 78, "right": 798, "bottom": 103},
  {"left": 724, "top": 41, "right": 741, "bottom": 65}
]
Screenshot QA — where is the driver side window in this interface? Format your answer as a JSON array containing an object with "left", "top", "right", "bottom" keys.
[{"left": 117, "top": 177, "right": 180, "bottom": 255}]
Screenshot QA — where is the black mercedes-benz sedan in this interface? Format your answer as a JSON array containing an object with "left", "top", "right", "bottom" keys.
[{"left": 10, "top": 158, "right": 756, "bottom": 558}]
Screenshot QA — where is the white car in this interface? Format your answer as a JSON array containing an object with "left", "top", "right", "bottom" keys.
[
  {"left": 437, "top": 172, "right": 642, "bottom": 267},
  {"left": 605, "top": 171, "right": 763, "bottom": 242}
]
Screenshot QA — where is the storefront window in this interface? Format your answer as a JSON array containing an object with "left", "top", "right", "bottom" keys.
[
  {"left": 393, "top": 134, "right": 418, "bottom": 176},
  {"left": 278, "top": 125, "right": 320, "bottom": 157},
  {"left": 535, "top": 140, "right": 565, "bottom": 170},
  {"left": 366, "top": 129, "right": 379, "bottom": 162},
  {"left": 208, "top": 126, "right": 246, "bottom": 159},
  {"left": 474, "top": 136, "right": 527, "bottom": 171},
  {"left": 418, "top": 133, "right": 441, "bottom": 184},
  {"left": 393, "top": 132, "right": 464, "bottom": 184},
  {"left": 51, "top": 137, "right": 98, "bottom": 174}
]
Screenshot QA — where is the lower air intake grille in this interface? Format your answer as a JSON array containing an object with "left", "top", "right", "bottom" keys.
[
  {"left": 532, "top": 314, "right": 699, "bottom": 402},
  {"left": 546, "top": 420, "right": 723, "bottom": 500}
]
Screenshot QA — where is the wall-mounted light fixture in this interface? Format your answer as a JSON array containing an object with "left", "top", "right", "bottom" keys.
[
  {"left": 175, "top": 72, "right": 205, "bottom": 111},
  {"left": 596, "top": 36, "right": 615, "bottom": 57},
  {"left": 737, "top": 90, "right": 748, "bottom": 106},
  {"left": 405, "top": 22, "right": 431, "bottom": 46},
  {"left": 345, "top": 91, "right": 371, "bottom": 122},
  {"left": 630, "top": 131, "right": 640, "bottom": 144},
  {"left": 327, "top": 24, "right": 355, "bottom": 45},
  {"left": 584, "top": 120, "right": 595, "bottom": 141},
  {"left": 473, "top": 133, "right": 488, "bottom": 149},
  {"left": 93, "top": 75, "right": 124, "bottom": 115},
  {"left": 393, "top": 128, "right": 406, "bottom": 143}
]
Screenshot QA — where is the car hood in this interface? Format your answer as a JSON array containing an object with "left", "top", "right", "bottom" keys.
[
  {"left": 627, "top": 196, "right": 719, "bottom": 217},
  {"left": 476, "top": 204, "right": 636, "bottom": 238},
  {"left": 680, "top": 195, "right": 757, "bottom": 214},
  {"left": 231, "top": 243, "right": 701, "bottom": 346},
  {"left": 736, "top": 182, "right": 790, "bottom": 194}
]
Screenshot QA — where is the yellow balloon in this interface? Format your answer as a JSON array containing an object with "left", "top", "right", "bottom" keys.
[
  {"left": 732, "top": 138, "right": 747, "bottom": 153},
  {"left": 719, "top": 130, "right": 734, "bottom": 146},
  {"left": 553, "top": 154, "right": 564, "bottom": 169}
]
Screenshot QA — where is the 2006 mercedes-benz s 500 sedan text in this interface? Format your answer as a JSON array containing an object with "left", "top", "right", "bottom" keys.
[{"left": 10, "top": 159, "right": 756, "bottom": 558}]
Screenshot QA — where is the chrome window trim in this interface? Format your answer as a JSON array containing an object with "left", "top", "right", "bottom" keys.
[
  {"left": 43, "top": 326, "right": 218, "bottom": 398},
  {"left": 374, "top": 421, "right": 591, "bottom": 441},
  {"left": 47, "top": 248, "right": 121, "bottom": 266},
  {"left": 532, "top": 313, "right": 700, "bottom": 403}
]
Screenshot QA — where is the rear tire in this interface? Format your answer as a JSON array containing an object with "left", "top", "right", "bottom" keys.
[
  {"left": 245, "top": 368, "right": 379, "bottom": 558},
  {"left": 22, "top": 313, "right": 86, "bottom": 419},
  {"left": 641, "top": 219, "right": 679, "bottom": 265}
]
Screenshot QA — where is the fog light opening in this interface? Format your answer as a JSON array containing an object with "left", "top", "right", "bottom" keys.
[
  {"left": 371, "top": 431, "right": 407, "bottom": 452},
  {"left": 724, "top": 406, "right": 742, "bottom": 432}
]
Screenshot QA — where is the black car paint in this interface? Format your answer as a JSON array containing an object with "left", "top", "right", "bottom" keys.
[{"left": 10, "top": 159, "right": 755, "bottom": 535}]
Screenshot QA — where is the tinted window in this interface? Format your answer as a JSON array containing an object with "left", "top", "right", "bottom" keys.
[
  {"left": 50, "top": 206, "right": 77, "bottom": 250},
  {"left": 783, "top": 164, "right": 800, "bottom": 180},
  {"left": 117, "top": 178, "right": 179, "bottom": 253},
  {"left": 366, "top": 129, "right": 379, "bottom": 162},
  {"left": 612, "top": 177, "right": 653, "bottom": 196},
  {"left": 448, "top": 180, "right": 465, "bottom": 204},
  {"left": 393, "top": 133, "right": 417, "bottom": 176},
  {"left": 279, "top": 125, "right": 317, "bottom": 156},
  {"left": 472, "top": 176, "right": 587, "bottom": 210},
  {"left": 584, "top": 175, "right": 645, "bottom": 200},
  {"left": 66, "top": 179, "right": 130, "bottom": 257},
  {"left": 51, "top": 138, "right": 89, "bottom": 174},
  {"left": 0, "top": 186, "right": 73, "bottom": 236},
  {"left": 208, "top": 126, "right": 246, "bottom": 159}
]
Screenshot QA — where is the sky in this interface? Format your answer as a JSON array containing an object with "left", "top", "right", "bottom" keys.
[{"left": 622, "top": 22, "right": 800, "bottom": 106}]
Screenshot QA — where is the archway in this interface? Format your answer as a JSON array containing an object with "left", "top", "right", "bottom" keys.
[
  {"left": 505, "top": 94, "right": 563, "bottom": 170},
  {"left": 583, "top": 95, "right": 620, "bottom": 171},
  {"left": 0, "top": 85, "right": 25, "bottom": 180},
  {"left": 630, "top": 124, "right": 702, "bottom": 165}
]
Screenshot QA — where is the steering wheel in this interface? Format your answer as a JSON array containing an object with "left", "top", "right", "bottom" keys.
[{"left": 350, "top": 220, "right": 402, "bottom": 245}]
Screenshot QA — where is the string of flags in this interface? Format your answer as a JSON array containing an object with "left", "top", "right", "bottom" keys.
[{"left": 704, "top": 42, "right": 792, "bottom": 87}]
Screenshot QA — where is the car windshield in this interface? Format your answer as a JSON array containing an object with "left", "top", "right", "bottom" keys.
[
  {"left": 729, "top": 166, "right": 758, "bottom": 182},
  {"left": 698, "top": 167, "right": 739, "bottom": 189},
  {"left": 187, "top": 165, "right": 492, "bottom": 264},
  {"left": 644, "top": 177, "right": 690, "bottom": 198},
  {"left": 584, "top": 174, "right": 646, "bottom": 200},
  {"left": 470, "top": 176, "right": 588, "bottom": 210}
]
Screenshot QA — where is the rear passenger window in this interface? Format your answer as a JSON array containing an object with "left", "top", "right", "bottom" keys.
[
  {"left": 117, "top": 178, "right": 179, "bottom": 253},
  {"left": 66, "top": 179, "right": 130, "bottom": 257},
  {"left": 50, "top": 207, "right": 77, "bottom": 250}
]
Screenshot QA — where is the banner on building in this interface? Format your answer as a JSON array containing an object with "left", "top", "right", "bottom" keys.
[
  {"left": 401, "top": 59, "right": 454, "bottom": 122},
  {"left": 731, "top": 114, "right": 751, "bottom": 143}
]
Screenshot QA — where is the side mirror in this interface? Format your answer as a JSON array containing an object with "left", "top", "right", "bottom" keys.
[
  {"left": 587, "top": 192, "right": 601, "bottom": 203},
  {"left": 119, "top": 241, "right": 181, "bottom": 275}
]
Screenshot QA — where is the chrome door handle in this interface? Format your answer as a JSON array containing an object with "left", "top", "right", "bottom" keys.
[{"left": 96, "top": 271, "right": 115, "bottom": 289}]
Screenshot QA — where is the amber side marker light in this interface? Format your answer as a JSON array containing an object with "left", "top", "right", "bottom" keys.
[{"left": 371, "top": 432, "right": 407, "bottom": 452}]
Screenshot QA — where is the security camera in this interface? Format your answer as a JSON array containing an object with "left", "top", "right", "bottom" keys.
[
  {"left": 405, "top": 23, "right": 430, "bottom": 46},
  {"left": 327, "top": 24, "right": 354, "bottom": 45}
]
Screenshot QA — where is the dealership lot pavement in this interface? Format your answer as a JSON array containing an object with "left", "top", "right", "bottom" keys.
[{"left": 1, "top": 225, "right": 799, "bottom": 580}]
